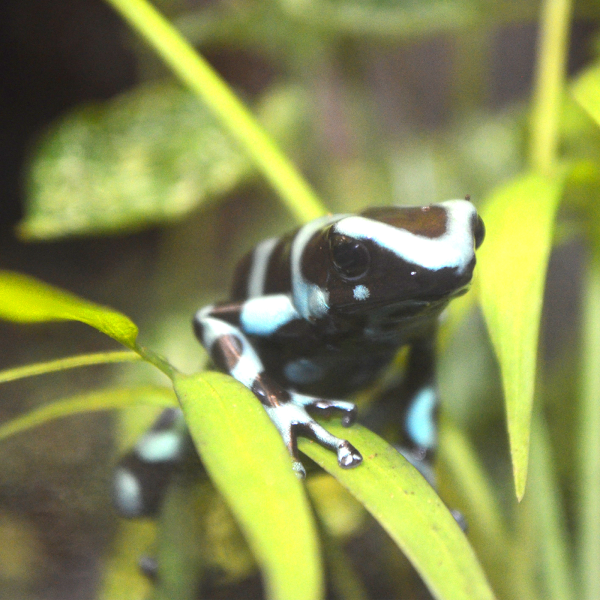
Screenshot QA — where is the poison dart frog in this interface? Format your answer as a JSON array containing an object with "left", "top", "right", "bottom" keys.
[{"left": 114, "top": 199, "right": 484, "bottom": 517}]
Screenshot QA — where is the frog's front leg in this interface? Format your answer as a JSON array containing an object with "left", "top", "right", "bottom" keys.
[{"left": 193, "top": 295, "right": 362, "bottom": 477}]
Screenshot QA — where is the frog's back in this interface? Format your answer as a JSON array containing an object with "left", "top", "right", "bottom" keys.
[{"left": 231, "top": 232, "right": 295, "bottom": 301}]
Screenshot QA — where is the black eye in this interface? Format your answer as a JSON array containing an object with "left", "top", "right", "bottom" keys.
[
  {"left": 329, "top": 234, "right": 370, "bottom": 280},
  {"left": 473, "top": 215, "right": 485, "bottom": 249}
]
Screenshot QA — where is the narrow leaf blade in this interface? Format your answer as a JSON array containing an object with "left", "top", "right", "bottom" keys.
[
  {"left": 299, "top": 424, "right": 496, "bottom": 600},
  {"left": 0, "top": 270, "right": 139, "bottom": 348},
  {"left": 477, "top": 172, "right": 563, "bottom": 499},
  {"left": 572, "top": 63, "right": 600, "bottom": 127},
  {"left": 174, "top": 371, "right": 323, "bottom": 600},
  {"left": 0, "top": 386, "right": 177, "bottom": 442}
]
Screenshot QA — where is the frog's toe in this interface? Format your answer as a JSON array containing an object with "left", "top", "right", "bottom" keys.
[
  {"left": 303, "top": 420, "right": 363, "bottom": 469},
  {"left": 292, "top": 459, "right": 307, "bottom": 479},
  {"left": 337, "top": 441, "right": 362, "bottom": 468},
  {"left": 307, "top": 398, "right": 358, "bottom": 426},
  {"left": 139, "top": 556, "right": 158, "bottom": 581},
  {"left": 339, "top": 404, "right": 358, "bottom": 427},
  {"left": 450, "top": 509, "right": 468, "bottom": 532}
]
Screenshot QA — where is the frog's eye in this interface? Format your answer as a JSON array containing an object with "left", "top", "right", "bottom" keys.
[
  {"left": 329, "top": 234, "right": 370, "bottom": 280},
  {"left": 473, "top": 215, "right": 485, "bottom": 249}
]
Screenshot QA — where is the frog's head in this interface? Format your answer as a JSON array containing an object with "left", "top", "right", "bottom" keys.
[{"left": 293, "top": 200, "right": 484, "bottom": 321}]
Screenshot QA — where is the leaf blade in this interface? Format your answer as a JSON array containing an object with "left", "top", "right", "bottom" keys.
[
  {"left": 477, "top": 172, "right": 563, "bottom": 499},
  {"left": 0, "top": 386, "right": 176, "bottom": 442},
  {"left": 174, "top": 371, "right": 323, "bottom": 600},
  {"left": 572, "top": 63, "right": 600, "bottom": 128},
  {"left": 299, "top": 424, "right": 497, "bottom": 600},
  {"left": 0, "top": 270, "right": 139, "bottom": 348}
]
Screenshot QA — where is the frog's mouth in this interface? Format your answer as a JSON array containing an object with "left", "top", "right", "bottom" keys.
[{"left": 335, "top": 282, "right": 470, "bottom": 319}]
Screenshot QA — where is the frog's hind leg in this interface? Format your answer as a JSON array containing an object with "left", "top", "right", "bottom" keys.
[
  {"left": 369, "top": 334, "right": 467, "bottom": 530},
  {"left": 367, "top": 337, "right": 440, "bottom": 484},
  {"left": 112, "top": 408, "right": 193, "bottom": 518}
]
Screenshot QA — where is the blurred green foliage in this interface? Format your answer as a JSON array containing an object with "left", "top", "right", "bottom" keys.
[{"left": 2, "top": 0, "right": 600, "bottom": 598}]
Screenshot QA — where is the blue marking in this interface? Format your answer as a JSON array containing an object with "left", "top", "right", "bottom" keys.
[
  {"left": 240, "top": 294, "right": 299, "bottom": 336},
  {"left": 284, "top": 358, "right": 324, "bottom": 384},
  {"left": 405, "top": 387, "right": 437, "bottom": 449},
  {"left": 353, "top": 284, "right": 370, "bottom": 301}
]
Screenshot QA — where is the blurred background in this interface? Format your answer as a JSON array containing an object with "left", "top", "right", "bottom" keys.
[{"left": 0, "top": 0, "right": 598, "bottom": 598}]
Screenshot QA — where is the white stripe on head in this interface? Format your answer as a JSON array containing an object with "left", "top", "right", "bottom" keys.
[
  {"left": 290, "top": 214, "right": 343, "bottom": 319},
  {"left": 334, "top": 200, "right": 477, "bottom": 274},
  {"left": 247, "top": 237, "right": 278, "bottom": 298}
]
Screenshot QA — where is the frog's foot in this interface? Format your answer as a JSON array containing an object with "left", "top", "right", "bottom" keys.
[
  {"left": 139, "top": 556, "right": 159, "bottom": 582},
  {"left": 267, "top": 401, "right": 362, "bottom": 478},
  {"left": 450, "top": 509, "right": 468, "bottom": 532},
  {"left": 291, "top": 393, "right": 358, "bottom": 427}
]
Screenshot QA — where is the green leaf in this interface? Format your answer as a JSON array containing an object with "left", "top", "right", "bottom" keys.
[
  {"left": 20, "top": 82, "right": 310, "bottom": 239},
  {"left": 0, "top": 386, "right": 176, "bottom": 442},
  {"left": 0, "top": 350, "right": 141, "bottom": 384},
  {"left": 477, "top": 172, "right": 564, "bottom": 500},
  {"left": 572, "top": 63, "right": 600, "bottom": 128},
  {"left": 299, "top": 424, "right": 497, "bottom": 600},
  {"left": 0, "top": 270, "right": 139, "bottom": 348},
  {"left": 279, "top": 0, "right": 479, "bottom": 38},
  {"left": 173, "top": 371, "right": 323, "bottom": 600},
  {"left": 20, "top": 82, "right": 249, "bottom": 238}
]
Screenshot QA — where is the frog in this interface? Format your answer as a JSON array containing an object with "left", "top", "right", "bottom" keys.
[{"left": 113, "top": 199, "right": 484, "bottom": 517}]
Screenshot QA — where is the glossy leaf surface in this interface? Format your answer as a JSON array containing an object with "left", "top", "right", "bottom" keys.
[
  {"left": 477, "top": 172, "right": 563, "bottom": 499},
  {"left": 299, "top": 424, "right": 497, "bottom": 600},
  {"left": 0, "top": 270, "right": 139, "bottom": 348},
  {"left": 174, "top": 371, "right": 323, "bottom": 600}
]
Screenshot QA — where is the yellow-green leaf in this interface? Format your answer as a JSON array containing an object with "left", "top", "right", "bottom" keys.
[
  {"left": 299, "top": 424, "right": 497, "bottom": 600},
  {"left": 0, "top": 386, "right": 176, "bottom": 442},
  {"left": 477, "top": 172, "right": 564, "bottom": 500},
  {"left": 572, "top": 63, "right": 600, "bottom": 128},
  {"left": 0, "top": 270, "right": 139, "bottom": 348},
  {"left": 174, "top": 371, "right": 322, "bottom": 600}
]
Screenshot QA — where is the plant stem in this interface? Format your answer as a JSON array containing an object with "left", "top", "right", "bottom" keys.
[
  {"left": 105, "top": 0, "right": 327, "bottom": 224},
  {"left": 578, "top": 248, "right": 600, "bottom": 600},
  {"left": 529, "top": 0, "right": 572, "bottom": 174},
  {"left": 0, "top": 351, "right": 141, "bottom": 384},
  {"left": 134, "top": 342, "right": 177, "bottom": 380}
]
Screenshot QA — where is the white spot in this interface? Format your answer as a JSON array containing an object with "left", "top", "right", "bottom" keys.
[
  {"left": 284, "top": 358, "right": 324, "bottom": 384},
  {"left": 353, "top": 284, "right": 370, "bottom": 301},
  {"left": 334, "top": 200, "right": 477, "bottom": 274},
  {"left": 137, "top": 431, "right": 182, "bottom": 463},
  {"left": 240, "top": 294, "right": 299, "bottom": 336},
  {"left": 114, "top": 468, "right": 142, "bottom": 516},
  {"left": 247, "top": 237, "right": 278, "bottom": 298},
  {"left": 405, "top": 387, "right": 437, "bottom": 449}
]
